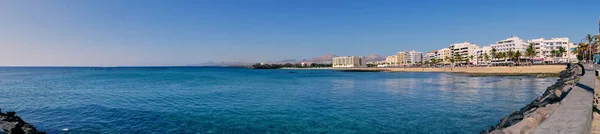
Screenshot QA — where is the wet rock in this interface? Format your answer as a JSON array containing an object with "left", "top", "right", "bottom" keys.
[
  {"left": 0, "top": 109, "right": 45, "bottom": 134},
  {"left": 496, "top": 117, "right": 508, "bottom": 129}
]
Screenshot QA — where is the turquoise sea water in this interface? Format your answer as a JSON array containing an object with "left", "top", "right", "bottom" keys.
[{"left": 0, "top": 67, "right": 556, "bottom": 133}]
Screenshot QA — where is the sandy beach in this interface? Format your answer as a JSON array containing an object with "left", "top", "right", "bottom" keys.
[{"left": 285, "top": 65, "right": 567, "bottom": 76}]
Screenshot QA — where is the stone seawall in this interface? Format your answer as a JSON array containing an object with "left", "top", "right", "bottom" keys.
[
  {"left": 482, "top": 64, "right": 584, "bottom": 134},
  {"left": 0, "top": 108, "right": 45, "bottom": 134}
]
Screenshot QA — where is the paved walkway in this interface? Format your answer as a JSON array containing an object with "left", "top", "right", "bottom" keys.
[
  {"left": 534, "top": 66, "right": 594, "bottom": 134},
  {"left": 592, "top": 67, "right": 600, "bottom": 134}
]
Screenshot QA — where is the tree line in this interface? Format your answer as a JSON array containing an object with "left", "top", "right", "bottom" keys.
[{"left": 252, "top": 63, "right": 332, "bottom": 69}]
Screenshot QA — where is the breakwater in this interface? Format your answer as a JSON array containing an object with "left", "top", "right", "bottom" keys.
[
  {"left": 482, "top": 63, "right": 584, "bottom": 134},
  {"left": 0, "top": 108, "right": 45, "bottom": 134}
]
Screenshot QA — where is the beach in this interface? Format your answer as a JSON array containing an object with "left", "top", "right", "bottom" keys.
[{"left": 285, "top": 65, "right": 567, "bottom": 76}]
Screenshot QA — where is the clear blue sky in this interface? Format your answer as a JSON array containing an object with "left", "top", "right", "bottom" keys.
[{"left": 1, "top": 0, "right": 599, "bottom": 66}]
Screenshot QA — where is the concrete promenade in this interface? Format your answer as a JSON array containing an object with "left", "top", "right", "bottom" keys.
[{"left": 533, "top": 66, "right": 594, "bottom": 134}]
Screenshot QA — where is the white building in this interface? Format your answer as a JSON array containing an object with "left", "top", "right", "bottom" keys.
[
  {"left": 332, "top": 56, "right": 367, "bottom": 68},
  {"left": 438, "top": 48, "right": 452, "bottom": 64},
  {"left": 473, "top": 46, "right": 491, "bottom": 65},
  {"left": 527, "top": 37, "right": 577, "bottom": 63},
  {"left": 450, "top": 42, "right": 479, "bottom": 64},
  {"left": 425, "top": 51, "right": 437, "bottom": 63},
  {"left": 385, "top": 55, "right": 397, "bottom": 65},
  {"left": 405, "top": 50, "right": 423, "bottom": 64},
  {"left": 490, "top": 36, "right": 528, "bottom": 53}
]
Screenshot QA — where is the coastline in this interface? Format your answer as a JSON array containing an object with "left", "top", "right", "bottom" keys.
[{"left": 282, "top": 65, "right": 566, "bottom": 77}]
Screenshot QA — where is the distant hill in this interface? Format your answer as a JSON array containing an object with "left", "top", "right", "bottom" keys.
[
  {"left": 187, "top": 61, "right": 251, "bottom": 66},
  {"left": 365, "top": 54, "right": 385, "bottom": 61},
  {"left": 188, "top": 54, "right": 345, "bottom": 66},
  {"left": 300, "top": 54, "right": 337, "bottom": 63}
]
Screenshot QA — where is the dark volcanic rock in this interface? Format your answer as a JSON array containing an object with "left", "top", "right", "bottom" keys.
[{"left": 0, "top": 109, "right": 45, "bottom": 134}]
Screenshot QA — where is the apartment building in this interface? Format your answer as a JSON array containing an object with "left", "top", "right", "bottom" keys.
[
  {"left": 332, "top": 56, "right": 367, "bottom": 68},
  {"left": 385, "top": 55, "right": 397, "bottom": 65},
  {"left": 527, "top": 37, "right": 577, "bottom": 63},
  {"left": 473, "top": 46, "right": 491, "bottom": 65},
  {"left": 425, "top": 51, "right": 437, "bottom": 62},
  {"left": 450, "top": 42, "right": 479, "bottom": 64},
  {"left": 405, "top": 50, "right": 423, "bottom": 64},
  {"left": 490, "top": 36, "right": 528, "bottom": 53},
  {"left": 438, "top": 48, "right": 452, "bottom": 64},
  {"left": 396, "top": 52, "right": 406, "bottom": 65}
]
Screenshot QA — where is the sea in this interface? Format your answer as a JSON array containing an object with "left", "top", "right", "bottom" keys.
[{"left": 0, "top": 67, "right": 557, "bottom": 133}]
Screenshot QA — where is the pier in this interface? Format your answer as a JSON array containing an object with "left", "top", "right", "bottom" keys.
[{"left": 533, "top": 66, "right": 595, "bottom": 134}]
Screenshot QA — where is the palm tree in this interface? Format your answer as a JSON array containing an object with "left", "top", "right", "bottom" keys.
[
  {"left": 454, "top": 54, "right": 462, "bottom": 66},
  {"left": 483, "top": 53, "right": 489, "bottom": 65},
  {"left": 557, "top": 46, "right": 566, "bottom": 62},
  {"left": 490, "top": 48, "right": 497, "bottom": 61},
  {"left": 586, "top": 34, "right": 596, "bottom": 63},
  {"left": 499, "top": 52, "right": 506, "bottom": 66},
  {"left": 506, "top": 49, "right": 514, "bottom": 63},
  {"left": 525, "top": 43, "right": 536, "bottom": 65},
  {"left": 448, "top": 56, "right": 455, "bottom": 67},
  {"left": 572, "top": 42, "right": 585, "bottom": 62},
  {"left": 550, "top": 50, "right": 558, "bottom": 63},
  {"left": 578, "top": 42, "right": 589, "bottom": 62},
  {"left": 468, "top": 55, "right": 474, "bottom": 65},
  {"left": 444, "top": 56, "right": 450, "bottom": 66},
  {"left": 515, "top": 50, "right": 522, "bottom": 65},
  {"left": 477, "top": 55, "right": 483, "bottom": 65}
]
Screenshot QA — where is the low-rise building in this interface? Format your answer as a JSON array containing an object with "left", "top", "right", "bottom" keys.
[{"left": 332, "top": 56, "right": 367, "bottom": 68}]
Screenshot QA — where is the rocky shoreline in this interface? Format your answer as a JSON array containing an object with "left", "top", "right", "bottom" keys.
[
  {"left": 464, "top": 73, "right": 560, "bottom": 78},
  {"left": 481, "top": 63, "right": 583, "bottom": 134},
  {"left": 0, "top": 108, "right": 45, "bottom": 134}
]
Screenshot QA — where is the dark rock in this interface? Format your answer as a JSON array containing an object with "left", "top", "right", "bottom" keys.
[
  {"left": 487, "top": 125, "right": 495, "bottom": 133},
  {"left": 6, "top": 112, "right": 15, "bottom": 117},
  {"left": 0, "top": 109, "right": 45, "bottom": 134},
  {"left": 496, "top": 117, "right": 508, "bottom": 129},
  {"left": 507, "top": 114, "right": 524, "bottom": 126}
]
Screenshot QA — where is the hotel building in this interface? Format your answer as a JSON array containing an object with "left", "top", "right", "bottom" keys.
[
  {"left": 332, "top": 56, "right": 367, "bottom": 68},
  {"left": 450, "top": 42, "right": 479, "bottom": 64},
  {"left": 473, "top": 46, "right": 491, "bottom": 65},
  {"left": 527, "top": 37, "right": 577, "bottom": 63},
  {"left": 490, "top": 36, "right": 528, "bottom": 53}
]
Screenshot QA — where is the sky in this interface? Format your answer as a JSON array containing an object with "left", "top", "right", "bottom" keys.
[{"left": 1, "top": 0, "right": 599, "bottom": 66}]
